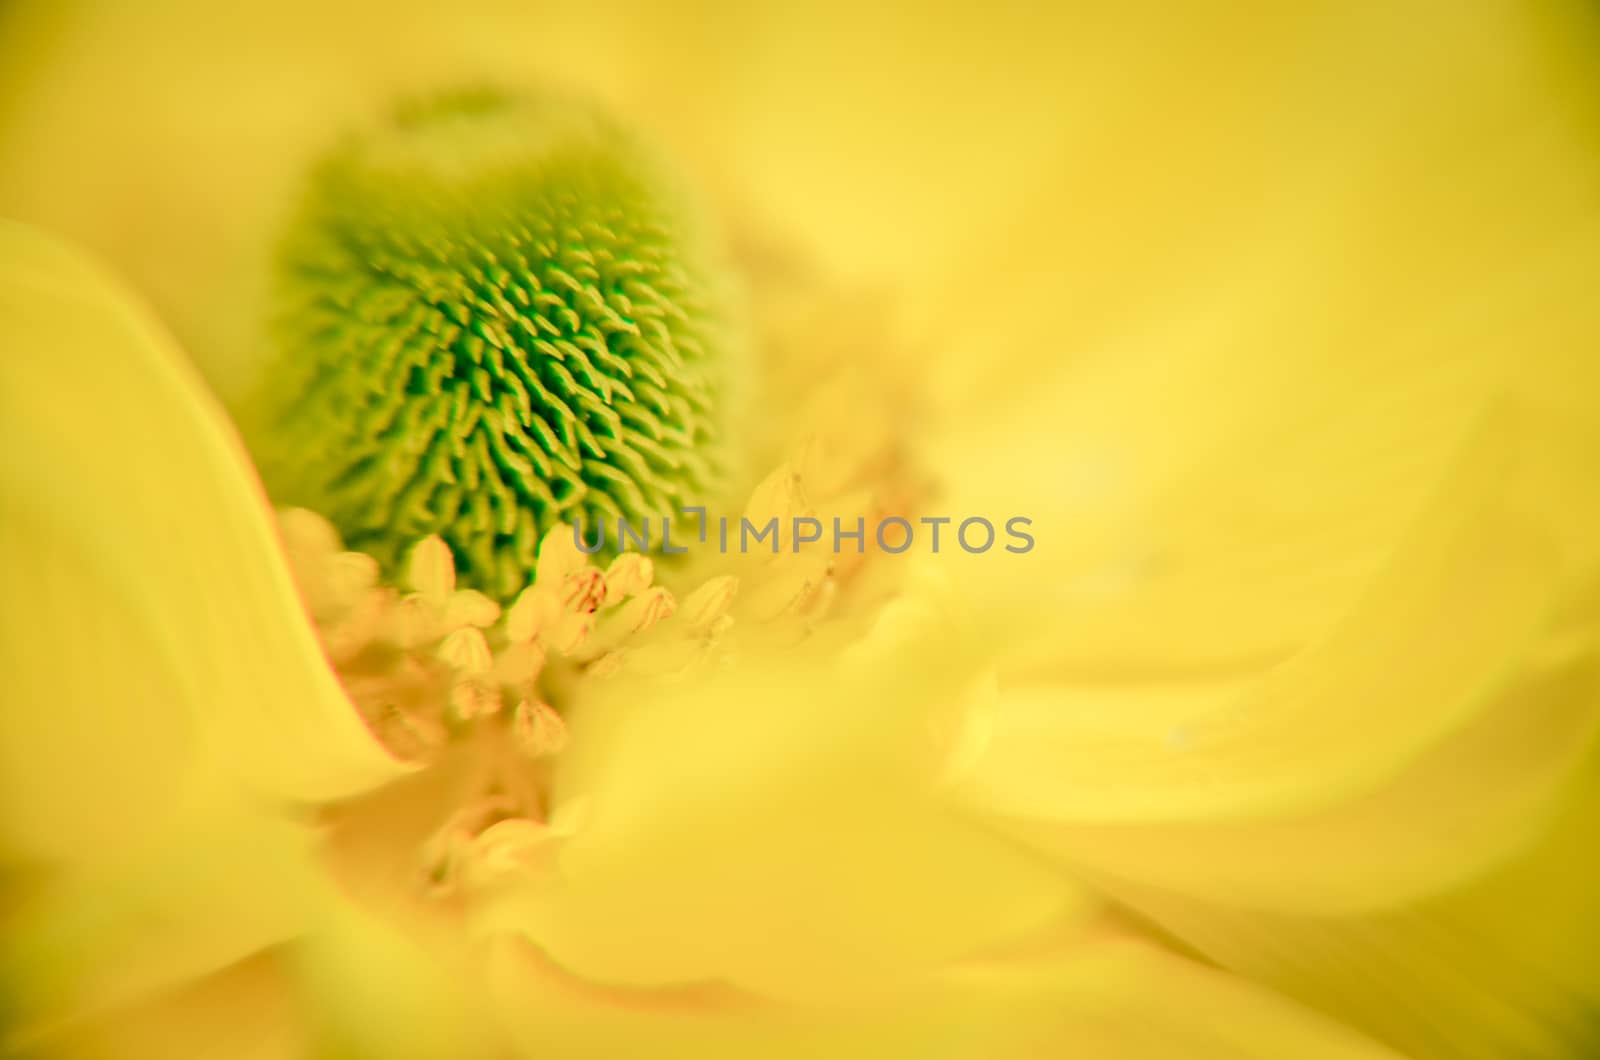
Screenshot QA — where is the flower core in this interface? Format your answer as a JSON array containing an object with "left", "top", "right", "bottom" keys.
[{"left": 252, "top": 88, "right": 734, "bottom": 600}]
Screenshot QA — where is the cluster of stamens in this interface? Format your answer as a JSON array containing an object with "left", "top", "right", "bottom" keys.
[
  {"left": 281, "top": 441, "right": 898, "bottom": 896},
  {"left": 281, "top": 510, "right": 730, "bottom": 763}
]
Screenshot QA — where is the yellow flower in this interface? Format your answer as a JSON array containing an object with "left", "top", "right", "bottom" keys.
[
  {"left": 3, "top": 3, "right": 1600, "bottom": 1059},
  {"left": 0, "top": 221, "right": 1394, "bottom": 1059}
]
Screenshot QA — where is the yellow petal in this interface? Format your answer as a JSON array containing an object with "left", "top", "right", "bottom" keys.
[
  {"left": 922, "top": 2, "right": 1600, "bottom": 682},
  {"left": 0, "top": 221, "right": 408, "bottom": 842},
  {"left": 289, "top": 891, "right": 497, "bottom": 1060},
  {"left": 962, "top": 929, "right": 1408, "bottom": 1060},
  {"left": 1103, "top": 759, "right": 1600, "bottom": 1060},
  {"left": 965, "top": 637, "right": 1599, "bottom": 915},
  {"left": 476, "top": 632, "right": 1082, "bottom": 1004},
  {"left": 923, "top": 3, "right": 1600, "bottom": 416},
  {"left": 18, "top": 950, "right": 305, "bottom": 1060},
  {"left": 950, "top": 401, "right": 1600, "bottom": 924},
  {"left": 960, "top": 407, "right": 1573, "bottom": 822},
  {"left": 1, "top": 791, "right": 322, "bottom": 1049},
  {"left": 478, "top": 921, "right": 1404, "bottom": 1060}
]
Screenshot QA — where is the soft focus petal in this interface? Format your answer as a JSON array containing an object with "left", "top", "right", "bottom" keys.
[
  {"left": 961, "top": 632, "right": 1598, "bottom": 914},
  {"left": 935, "top": 0, "right": 1600, "bottom": 916},
  {"left": 24, "top": 951, "right": 305, "bottom": 1060},
  {"left": 954, "top": 409, "right": 1600, "bottom": 915},
  {"left": 2, "top": 794, "right": 321, "bottom": 1047},
  {"left": 958, "top": 408, "right": 1581, "bottom": 819},
  {"left": 0, "top": 221, "right": 409, "bottom": 824},
  {"left": 476, "top": 923, "right": 1404, "bottom": 1060},
  {"left": 1101, "top": 762, "right": 1600, "bottom": 1060},
  {"left": 923, "top": 2, "right": 1600, "bottom": 417},
  {"left": 926, "top": 2, "right": 1600, "bottom": 663},
  {"left": 966, "top": 929, "right": 1408, "bottom": 1060},
  {"left": 927, "top": 6, "right": 1600, "bottom": 1054},
  {"left": 288, "top": 891, "right": 497, "bottom": 1059},
  {"left": 479, "top": 623, "right": 1081, "bottom": 1004},
  {"left": 0, "top": 222, "right": 413, "bottom": 1041}
]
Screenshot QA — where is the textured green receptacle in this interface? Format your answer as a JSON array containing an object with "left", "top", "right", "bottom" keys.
[{"left": 251, "top": 88, "right": 735, "bottom": 600}]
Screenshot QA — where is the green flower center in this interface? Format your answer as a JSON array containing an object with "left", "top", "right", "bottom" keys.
[{"left": 250, "top": 88, "right": 735, "bottom": 600}]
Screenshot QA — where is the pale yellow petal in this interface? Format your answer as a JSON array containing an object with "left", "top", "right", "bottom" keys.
[
  {"left": 476, "top": 634, "right": 1082, "bottom": 1004},
  {"left": 22, "top": 951, "right": 305, "bottom": 1060},
  {"left": 960, "top": 407, "right": 1577, "bottom": 820},
  {"left": 1101, "top": 760, "right": 1600, "bottom": 1060},
  {"left": 923, "top": 3, "right": 1600, "bottom": 414},
  {"left": 923, "top": 2, "right": 1600, "bottom": 682},
  {"left": 0, "top": 221, "right": 408, "bottom": 828},
  {"left": 479, "top": 922, "right": 1404, "bottom": 1060},
  {"left": 935, "top": 6, "right": 1600, "bottom": 918},
  {"left": 963, "top": 930, "right": 1408, "bottom": 1060},
  {"left": 1, "top": 792, "right": 322, "bottom": 1050},
  {"left": 288, "top": 892, "right": 497, "bottom": 1060}
]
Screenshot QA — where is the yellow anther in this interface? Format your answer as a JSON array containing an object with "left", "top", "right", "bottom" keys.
[
  {"left": 681, "top": 575, "right": 739, "bottom": 632},
  {"left": 493, "top": 640, "right": 547, "bottom": 688},
  {"left": 437, "top": 626, "right": 494, "bottom": 675},
  {"left": 449, "top": 677, "right": 500, "bottom": 722},
  {"left": 534, "top": 523, "right": 587, "bottom": 587},
  {"left": 388, "top": 594, "right": 440, "bottom": 651},
  {"left": 743, "top": 462, "right": 813, "bottom": 529},
  {"left": 443, "top": 588, "right": 502, "bottom": 629},
  {"left": 278, "top": 506, "right": 342, "bottom": 557},
  {"left": 586, "top": 651, "right": 628, "bottom": 679},
  {"left": 328, "top": 551, "right": 380, "bottom": 610},
  {"left": 320, "top": 587, "right": 392, "bottom": 665},
  {"left": 418, "top": 795, "right": 519, "bottom": 892},
  {"left": 621, "top": 637, "right": 710, "bottom": 678},
  {"left": 561, "top": 569, "right": 607, "bottom": 616},
  {"left": 547, "top": 610, "right": 594, "bottom": 655},
  {"left": 504, "top": 585, "right": 559, "bottom": 645},
  {"left": 743, "top": 554, "right": 832, "bottom": 622},
  {"left": 512, "top": 699, "right": 568, "bottom": 758},
  {"left": 617, "top": 586, "right": 676, "bottom": 634},
  {"left": 602, "top": 552, "right": 654, "bottom": 605},
  {"left": 408, "top": 534, "right": 457, "bottom": 603},
  {"left": 460, "top": 818, "right": 559, "bottom": 890}
]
